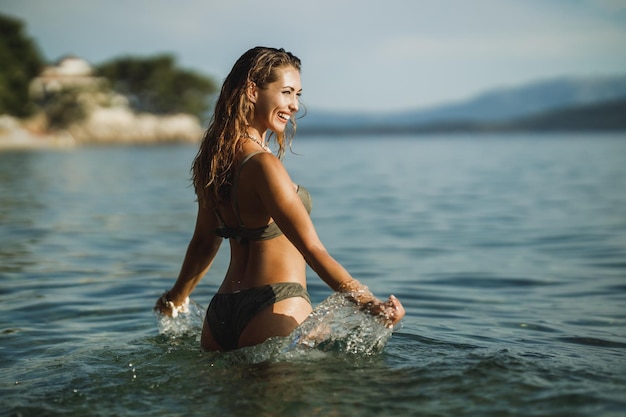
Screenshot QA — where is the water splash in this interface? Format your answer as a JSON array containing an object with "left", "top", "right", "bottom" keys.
[
  {"left": 155, "top": 298, "right": 204, "bottom": 338},
  {"left": 155, "top": 292, "right": 394, "bottom": 361},
  {"left": 284, "top": 292, "right": 393, "bottom": 355}
]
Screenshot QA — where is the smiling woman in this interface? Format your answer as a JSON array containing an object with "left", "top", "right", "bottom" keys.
[
  {"left": 154, "top": 46, "right": 404, "bottom": 351},
  {"left": 248, "top": 65, "right": 301, "bottom": 136}
]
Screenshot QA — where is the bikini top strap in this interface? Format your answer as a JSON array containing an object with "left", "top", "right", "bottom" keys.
[{"left": 232, "top": 151, "right": 265, "bottom": 227}]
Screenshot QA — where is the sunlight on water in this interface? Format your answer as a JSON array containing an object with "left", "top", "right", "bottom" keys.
[{"left": 155, "top": 292, "right": 394, "bottom": 363}]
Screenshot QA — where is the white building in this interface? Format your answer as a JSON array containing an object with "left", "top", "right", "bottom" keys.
[{"left": 30, "top": 56, "right": 104, "bottom": 99}]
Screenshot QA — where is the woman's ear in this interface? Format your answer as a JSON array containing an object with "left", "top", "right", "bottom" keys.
[{"left": 247, "top": 81, "right": 257, "bottom": 104}]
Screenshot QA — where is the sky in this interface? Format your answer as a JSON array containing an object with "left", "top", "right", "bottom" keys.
[{"left": 2, "top": 0, "right": 626, "bottom": 113}]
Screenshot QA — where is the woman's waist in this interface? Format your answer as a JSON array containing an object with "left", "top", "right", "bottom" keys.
[
  {"left": 220, "top": 240, "right": 306, "bottom": 291},
  {"left": 218, "top": 258, "right": 306, "bottom": 293},
  {"left": 218, "top": 274, "right": 307, "bottom": 294}
]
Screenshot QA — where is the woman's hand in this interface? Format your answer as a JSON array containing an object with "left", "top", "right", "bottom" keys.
[
  {"left": 338, "top": 280, "right": 405, "bottom": 328},
  {"left": 154, "top": 291, "right": 189, "bottom": 318},
  {"left": 361, "top": 295, "right": 405, "bottom": 328}
]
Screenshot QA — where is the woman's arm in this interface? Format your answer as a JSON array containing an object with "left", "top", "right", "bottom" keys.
[
  {"left": 154, "top": 202, "right": 222, "bottom": 316},
  {"left": 252, "top": 154, "right": 405, "bottom": 326}
]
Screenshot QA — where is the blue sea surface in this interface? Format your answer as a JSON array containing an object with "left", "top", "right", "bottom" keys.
[{"left": 1, "top": 133, "right": 625, "bottom": 416}]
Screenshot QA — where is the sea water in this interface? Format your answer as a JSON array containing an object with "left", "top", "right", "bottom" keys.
[{"left": 1, "top": 133, "right": 625, "bottom": 416}]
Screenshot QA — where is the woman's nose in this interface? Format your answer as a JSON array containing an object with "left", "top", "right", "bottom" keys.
[{"left": 290, "top": 96, "right": 299, "bottom": 112}]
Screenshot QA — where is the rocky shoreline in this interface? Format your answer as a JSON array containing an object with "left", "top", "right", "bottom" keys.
[
  {"left": 0, "top": 111, "right": 204, "bottom": 151},
  {"left": 0, "top": 115, "right": 73, "bottom": 150}
]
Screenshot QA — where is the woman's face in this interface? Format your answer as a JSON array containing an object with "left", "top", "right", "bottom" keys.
[{"left": 250, "top": 66, "right": 302, "bottom": 135}]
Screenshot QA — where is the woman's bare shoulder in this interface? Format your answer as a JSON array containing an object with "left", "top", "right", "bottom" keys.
[
  {"left": 245, "top": 152, "right": 290, "bottom": 180},
  {"left": 240, "top": 152, "right": 298, "bottom": 204}
]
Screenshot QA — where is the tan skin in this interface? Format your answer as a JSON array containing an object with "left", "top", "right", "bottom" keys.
[{"left": 157, "top": 65, "right": 405, "bottom": 351}]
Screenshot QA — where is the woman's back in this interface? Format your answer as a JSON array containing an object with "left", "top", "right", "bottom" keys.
[{"left": 215, "top": 148, "right": 311, "bottom": 294}]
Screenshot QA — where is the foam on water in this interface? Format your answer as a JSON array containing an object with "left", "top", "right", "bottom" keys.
[{"left": 155, "top": 292, "right": 395, "bottom": 362}]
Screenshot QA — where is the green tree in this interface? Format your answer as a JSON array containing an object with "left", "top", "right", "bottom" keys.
[
  {"left": 0, "top": 13, "right": 45, "bottom": 117},
  {"left": 40, "top": 86, "right": 88, "bottom": 130},
  {"left": 96, "top": 54, "right": 217, "bottom": 120}
]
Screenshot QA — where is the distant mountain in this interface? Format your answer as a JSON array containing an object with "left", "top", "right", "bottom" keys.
[
  {"left": 298, "top": 74, "right": 626, "bottom": 133},
  {"left": 500, "top": 98, "right": 626, "bottom": 132}
]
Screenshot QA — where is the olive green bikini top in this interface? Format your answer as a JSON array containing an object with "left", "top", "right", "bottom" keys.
[{"left": 214, "top": 151, "right": 312, "bottom": 243}]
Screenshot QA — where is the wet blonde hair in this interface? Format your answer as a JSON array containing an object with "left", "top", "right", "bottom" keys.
[{"left": 192, "top": 47, "right": 301, "bottom": 207}]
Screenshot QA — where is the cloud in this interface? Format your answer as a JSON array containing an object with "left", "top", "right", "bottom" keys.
[
  {"left": 378, "top": 25, "right": 626, "bottom": 62},
  {"left": 585, "top": 0, "right": 626, "bottom": 12}
]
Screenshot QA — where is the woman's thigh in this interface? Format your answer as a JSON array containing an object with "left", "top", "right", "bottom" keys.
[
  {"left": 201, "top": 319, "right": 223, "bottom": 351},
  {"left": 238, "top": 297, "right": 313, "bottom": 348}
]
